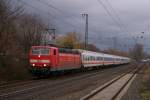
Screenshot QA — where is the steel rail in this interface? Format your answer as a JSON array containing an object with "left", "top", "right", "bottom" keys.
[{"left": 81, "top": 64, "right": 142, "bottom": 100}]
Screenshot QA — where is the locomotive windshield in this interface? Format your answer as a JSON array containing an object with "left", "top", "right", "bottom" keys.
[{"left": 31, "top": 48, "right": 50, "bottom": 55}]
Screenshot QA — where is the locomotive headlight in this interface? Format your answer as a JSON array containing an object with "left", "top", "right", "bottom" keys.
[
  {"left": 43, "top": 64, "right": 46, "bottom": 67},
  {"left": 32, "top": 64, "right": 35, "bottom": 66},
  {"left": 30, "top": 59, "right": 38, "bottom": 63},
  {"left": 41, "top": 60, "right": 50, "bottom": 63}
]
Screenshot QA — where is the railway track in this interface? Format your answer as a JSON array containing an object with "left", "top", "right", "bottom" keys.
[
  {"left": 80, "top": 64, "right": 142, "bottom": 100},
  {"left": 0, "top": 64, "right": 138, "bottom": 100},
  {"left": 0, "top": 69, "right": 114, "bottom": 99},
  {"left": 0, "top": 69, "right": 104, "bottom": 92},
  {"left": 0, "top": 79, "right": 39, "bottom": 89},
  {"left": 0, "top": 67, "right": 108, "bottom": 89}
]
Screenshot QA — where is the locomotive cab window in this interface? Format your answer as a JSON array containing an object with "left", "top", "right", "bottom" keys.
[{"left": 31, "top": 48, "right": 50, "bottom": 55}]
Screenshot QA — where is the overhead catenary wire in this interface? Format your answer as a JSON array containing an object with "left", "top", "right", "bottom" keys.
[
  {"left": 37, "top": 0, "right": 63, "bottom": 14},
  {"left": 19, "top": 0, "right": 130, "bottom": 45},
  {"left": 36, "top": 0, "right": 80, "bottom": 20},
  {"left": 97, "top": 0, "right": 126, "bottom": 34},
  {"left": 20, "top": 0, "right": 102, "bottom": 38},
  {"left": 35, "top": 0, "right": 103, "bottom": 35},
  {"left": 104, "top": 0, "right": 131, "bottom": 34},
  {"left": 18, "top": 0, "right": 83, "bottom": 30},
  {"left": 40, "top": 0, "right": 134, "bottom": 49},
  {"left": 19, "top": 0, "right": 104, "bottom": 47},
  {"left": 35, "top": 0, "right": 84, "bottom": 30}
]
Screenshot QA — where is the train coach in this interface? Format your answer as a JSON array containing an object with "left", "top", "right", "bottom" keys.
[
  {"left": 29, "top": 46, "right": 130, "bottom": 76},
  {"left": 77, "top": 49, "right": 130, "bottom": 67}
]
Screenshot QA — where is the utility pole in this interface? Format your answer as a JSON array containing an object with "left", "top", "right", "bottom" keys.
[{"left": 82, "top": 13, "right": 88, "bottom": 50}]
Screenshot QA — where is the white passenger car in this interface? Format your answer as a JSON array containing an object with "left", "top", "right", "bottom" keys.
[{"left": 77, "top": 49, "right": 130, "bottom": 68}]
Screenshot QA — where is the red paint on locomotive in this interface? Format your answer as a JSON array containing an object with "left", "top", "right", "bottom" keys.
[{"left": 29, "top": 46, "right": 81, "bottom": 74}]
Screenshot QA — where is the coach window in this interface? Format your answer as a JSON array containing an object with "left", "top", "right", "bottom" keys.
[
  {"left": 99, "top": 57, "right": 101, "bottom": 60},
  {"left": 97, "top": 57, "right": 99, "bottom": 60},
  {"left": 84, "top": 56, "right": 86, "bottom": 61},
  {"left": 88, "top": 57, "right": 90, "bottom": 61},
  {"left": 92, "top": 57, "right": 94, "bottom": 61},
  {"left": 83, "top": 56, "right": 85, "bottom": 61},
  {"left": 86, "top": 57, "right": 88, "bottom": 61}
]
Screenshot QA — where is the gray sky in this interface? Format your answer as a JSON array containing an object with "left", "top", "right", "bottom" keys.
[{"left": 19, "top": 0, "right": 150, "bottom": 52}]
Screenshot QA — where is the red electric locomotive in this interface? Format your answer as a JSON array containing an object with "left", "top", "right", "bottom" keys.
[
  {"left": 29, "top": 46, "right": 130, "bottom": 76},
  {"left": 29, "top": 46, "right": 81, "bottom": 76}
]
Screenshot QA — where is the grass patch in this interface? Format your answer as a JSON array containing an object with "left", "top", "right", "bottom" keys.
[
  {"left": 141, "top": 80, "right": 150, "bottom": 100},
  {"left": 141, "top": 91, "right": 150, "bottom": 100},
  {"left": 140, "top": 64, "right": 150, "bottom": 100}
]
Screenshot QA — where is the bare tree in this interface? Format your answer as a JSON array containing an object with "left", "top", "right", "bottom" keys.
[
  {"left": 0, "top": 0, "right": 23, "bottom": 55},
  {"left": 129, "top": 43, "right": 144, "bottom": 61},
  {"left": 17, "top": 14, "right": 48, "bottom": 53}
]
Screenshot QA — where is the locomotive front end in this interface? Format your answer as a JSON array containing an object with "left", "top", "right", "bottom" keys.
[{"left": 29, "top": 46, "right": 51, "bottom": 75}]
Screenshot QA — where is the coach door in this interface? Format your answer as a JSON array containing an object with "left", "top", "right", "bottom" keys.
[{"left": 53, "top": 49, "right": 58, "bottom": 67}]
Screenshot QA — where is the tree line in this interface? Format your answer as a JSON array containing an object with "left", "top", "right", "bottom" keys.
[
  {"left": 0, "top": 0, "right": 50, "bottom": 81},
  {"left": 0, "top": 0, "right": 145, "bottom": 82}
]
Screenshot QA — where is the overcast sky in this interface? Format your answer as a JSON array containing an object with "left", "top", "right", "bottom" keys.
[{"left": 19, "top": 0, "right": 150, "bottom": 52}]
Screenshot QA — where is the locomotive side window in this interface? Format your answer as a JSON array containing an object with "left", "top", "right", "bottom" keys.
[
  {"left": 59, "top": 48, "right": 63, "bottom": 53},
  {"left": 41, "top": 49, "right": 49, "bottom": 55}
]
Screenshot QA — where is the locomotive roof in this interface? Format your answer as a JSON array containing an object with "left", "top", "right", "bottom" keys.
[{"left": 31, "top": 46, "right": 51, "bottom": 48}]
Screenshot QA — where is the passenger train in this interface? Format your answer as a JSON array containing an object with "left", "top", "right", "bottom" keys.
[{"left": 29, "top": 46, "right": 130, "bottom": 76}]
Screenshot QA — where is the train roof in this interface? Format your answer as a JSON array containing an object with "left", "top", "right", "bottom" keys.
[
  {"left": 75, "top": 49, "right": 130, "bottom": 59},
  {"left": 30, "top": 46, "right": 130, "bottom": 60},
  {"left": 31, "top": 46, "right": 51, "bottom": 48},
  {"left": 76, "top": 49, "right": 104, "bottom": 55}
]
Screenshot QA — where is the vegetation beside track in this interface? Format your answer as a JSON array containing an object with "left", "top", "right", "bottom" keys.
[
  {"left": 0, "top": 55, "right": 31, "bottom": 85},
  {"left": 0, "top": 0, "right": 144, "bottom": 85},
  {"left": 140, "top": 63, "right": 150, "bottom": 100}
]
